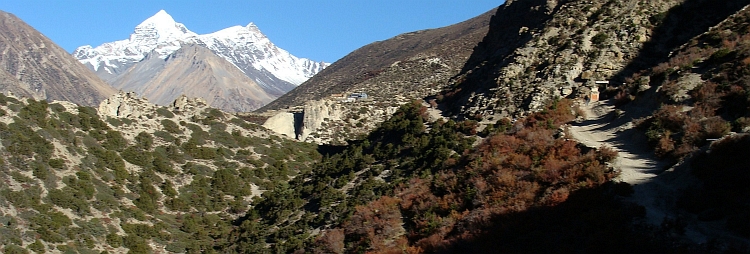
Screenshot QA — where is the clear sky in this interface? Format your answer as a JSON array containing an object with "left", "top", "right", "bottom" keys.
[{"left": 0, "top": 0, "right": 503, "bottom": 63}]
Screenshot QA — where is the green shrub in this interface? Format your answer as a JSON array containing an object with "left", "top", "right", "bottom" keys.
[
  {"left": 103, "top": 130, "right": 128, "bottom": 151},
  {"left": 121, "top": 146, "right": 154, "bottom": 167},
  {"left": 19, "top": 98, "right": 49, "bottom": 126},
  {"left": 152, "top": 153, "right": 177, "bottom": 176},
  {"left": 711, "top": 48, "right": 732, "bottom": 60},
  {"left": 107, "top": 117, "right": 124, "bottom": 127},
  {"left": 2, "top": 244, "right": 27, "bottom": 254},
  {"left": 7, "top": 103, "right": 21, "bottom": 112},
  {"left": 28, "top": 240, "right": 45, "bottom": 253},
  {"left": 153, "top": 130, "right": 176, "bottom": 143},
  {"left": 106, "top": 233, "right": 122, "bottom": 248},
  {"left": 48, "top": 158, "right": 65, "bottom": 169},
  {"left": 135, "top": 132, "right": 154, "bottom": 150},
  {"left": 77, "top": 106, "right": 109, "bottom": 131},
  {"left": 161, "top": 119, "right": 181, "bottom": 134},
  {"left": 156, "top": 107, "right": 175, "bottom": 118},
  {"left": 591, "top": 32, "right": 608, "bottom": 45},
  {"left": 203, "top": 108, "right": 224, "bottom": 121}
]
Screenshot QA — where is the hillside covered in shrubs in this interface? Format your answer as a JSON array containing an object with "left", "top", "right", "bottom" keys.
[
  {"left": 3, "top": 0, "right": 750, "bottom": 253},
  {"left": 0, "top": 94, "right": 320, "bottom": 253}
]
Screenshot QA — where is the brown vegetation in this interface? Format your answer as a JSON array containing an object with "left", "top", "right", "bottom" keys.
[{"left": 310, "top": 99, "right": 627, "bottom": 253}]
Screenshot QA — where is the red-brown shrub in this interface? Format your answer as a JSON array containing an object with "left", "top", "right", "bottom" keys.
[
  {"left": 596, "top": 145, "right": 619, "bottom": 162},
  {"left": 344, "top": 196, "right": 404, "bottom": 253},
  {"left": 313, "top": 229, "right": 345, "bottom": 254},
  {"left": 654, "top": 133, "right": 676, "bottom": 158}
]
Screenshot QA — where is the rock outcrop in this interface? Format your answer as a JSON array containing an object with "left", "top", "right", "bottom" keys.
[
  {"left": 171, "top": 94, "right": 208, "bottom": 113},
  {"left": 263, "top": 98, "right": 399, "bottom": 144},
  {"left": 299, "top": 100, "right": 344, "bottom": 141},
  {"left": 99, "top": 92, "right": 209, "bottom": 119},
  {"left": 446, "top": 0, "right": 750, "bottom": 119},
  {"left": 98, "top": 92, "right": 156, "bottom": 119},
  {"left": 262, "top": 112, "right": 297, "bottom": 138}
]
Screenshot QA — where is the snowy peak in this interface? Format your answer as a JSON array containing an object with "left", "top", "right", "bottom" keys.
[
  {"left": 130, "top": 10, "right": 196, "bottom": 45},
  {"left": 139, "top": 10, "right": 175, "bottom": 27},
  {"left": 245, "top": 22, "right": 262, "bottom": 33},
  {"left": 74, "top": 9, "right": 328, "bottom": 104}
]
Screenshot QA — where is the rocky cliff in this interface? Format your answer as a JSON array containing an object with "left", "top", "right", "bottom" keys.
[{"left": 262, "top": 99, "right": 398, "bottom": 144}]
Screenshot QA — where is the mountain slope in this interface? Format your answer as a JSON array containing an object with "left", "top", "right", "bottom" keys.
[
  {"left": 259, "top": 7, "right": 496, "bottom": 112},
  {"left": 0, "top": 11, "right": 116, "bottom": 106},
  {"left": 0, "top": 93, "right": 320, "bottom": 253},
  {"left": 443, "top": 0, "right": 750, "bottom": 119},
  {"left": 110, "top": 44, "right": 276, "bottom": 112},
  {"left": 73, "top": 10, "right": 327, "bottom": 98}
]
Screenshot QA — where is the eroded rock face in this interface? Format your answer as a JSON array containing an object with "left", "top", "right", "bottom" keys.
[
  {"left": 262, "top": 98, "right": 400, "bottom": 144},
  {"left": 300, "top": 100, "right": 343, "bottom": 141},
  {"left": 263, "top": 112, "right": 297, "bottom": 138},
  {"left": 98, "top": 92, "right": 154, "bottom": 118}
]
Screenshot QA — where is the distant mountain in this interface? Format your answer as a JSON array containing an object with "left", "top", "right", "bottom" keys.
[
  {"left": 73, "top": 10, "right": 327, "bottom": 110},
  {"left": 0, "top": 11, "right": 116, "bottom": 105},
  {"left": 111, "top": 44, "right": 276, "bottom": 112},
  {"left": 258, "top": 8, "right": 496, "bottom": 112}
]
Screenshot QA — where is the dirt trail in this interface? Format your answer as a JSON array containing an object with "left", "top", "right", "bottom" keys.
[
  {"left": 567, "top": 100, "right": 672, "bottom": 226},
  {"left": 568, "top": 100, "right": 750, "bottom": 245},
  {"left": 568, "top": 101, "right": 664, "bottom": 183}
]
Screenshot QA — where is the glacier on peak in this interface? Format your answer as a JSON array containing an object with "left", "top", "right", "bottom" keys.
[{"left": 73, "top": 10, "right": 327, "bottom": 89}]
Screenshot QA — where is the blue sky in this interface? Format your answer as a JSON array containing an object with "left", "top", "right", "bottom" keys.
[{"left": 0, "top": 0, "right": 502, "bottom": 63}]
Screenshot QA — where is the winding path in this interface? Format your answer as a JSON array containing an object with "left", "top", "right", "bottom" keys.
[
  {"left": 568, "top": 100, "right": 750, "bottom": 246},
  {"left": 567, "top": 100, "right": 672, "bottom": 225}
]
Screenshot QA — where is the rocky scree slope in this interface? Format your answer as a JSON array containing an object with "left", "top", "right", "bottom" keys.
[
  {"left": 0, "top": 11, "right": 116, "bottom": 106},
  {"left": 0, "top": 92, "right": 320, "bottom": 253}
]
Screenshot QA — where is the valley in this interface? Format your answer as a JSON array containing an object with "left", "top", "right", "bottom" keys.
[{"left": 0, "top": 0, "right": 750, "bottom": 253}]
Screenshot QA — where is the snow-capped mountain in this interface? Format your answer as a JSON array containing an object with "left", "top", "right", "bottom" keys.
[{"left": 73, "top": 10, "right": 328, "bottom": 96}]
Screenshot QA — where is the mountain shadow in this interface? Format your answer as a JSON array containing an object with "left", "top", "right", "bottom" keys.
[{"left": 432, "top": 182, "right": 690, "bottom": 254}]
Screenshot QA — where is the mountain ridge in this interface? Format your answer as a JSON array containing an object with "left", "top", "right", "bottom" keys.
[
  {"left": 0, "top": 10, "right": 116, "bottom": 106},
  {"left": 73, "top": 10, "right": 327, "bottom": 109},
  {"left": 259, "top": 8, "right": 495, "bottom": 112}
]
